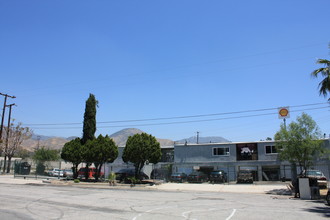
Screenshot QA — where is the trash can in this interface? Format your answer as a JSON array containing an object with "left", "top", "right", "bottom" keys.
[{"left": 15, "top": 162, "right": 31, "bottom": 175}]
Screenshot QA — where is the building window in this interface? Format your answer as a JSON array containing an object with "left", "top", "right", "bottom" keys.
[
  {"left": 213, "top": 147, "right": 229, "bottom": 156},
  {"left": 265, "top": 145, "right": 277, "bottom": 154}
]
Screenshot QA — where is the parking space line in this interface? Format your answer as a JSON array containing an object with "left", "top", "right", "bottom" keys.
[
  {"left": 132, "top": 206, "right": 173, "bottom": 220},
  {"left": 225, "top": 209, "right": 236, "bottom": 220}
]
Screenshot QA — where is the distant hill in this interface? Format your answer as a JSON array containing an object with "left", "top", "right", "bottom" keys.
[
  {"left": 31, "top": 134, "right": 77, "bottom": 141},
  {"left": 22, "top": 137, "right": 69, "bottom": 151},
  {"left": 109, "top": 128, "right": 174, "bottom": 147},
  {"left": 21, "top": 128, "right": 174, "bottom": 151},
  {"left": 176, "top": 136, "right": 230, "bottom": 144},
  {"left": 22, "top": 129, "right": 228, "bottom": 151},
  {"left": 109, "top": 128, "right": 144, "bottom": 146}
]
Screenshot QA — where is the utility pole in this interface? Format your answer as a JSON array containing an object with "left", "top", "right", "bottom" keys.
[
  {"left": 37, "top": 136, "right": 41, "bottom": 150},
  {"left": 0, "top": 93, "right": 16, "bottom": 141},
  {"left": 196, "top": 131, "right": 199, "bottom": 144},
  {"left": 3, "top": 103, "right": 15, "bottom": 173}
]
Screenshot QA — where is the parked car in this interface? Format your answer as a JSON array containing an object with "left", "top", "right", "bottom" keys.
[
  {"left": 187, "top": 171, "right": 208, "bottom": 183},
  {"left": 150, "top": 168, "right": 170, "bottom": 181},
  {"left": 237, "top": 170, "right": 253, "bottom": 183},
  {"left": 63, "top": 169, "right": 74, "bottom": 179},
  {"left": 48, "top": 168, "right": 63, "bottom": 177},
  {"left": 209, "top": 170, "right": 227, "bottom": 183},
  {"left": 301, "top": 170, "right": 327, "bottom": 189},
  {"left": 78, "top": 167, "right": 104, "bottom": 179},
  {"left": 115, "top": 168, "right": 149, "bottom": 183},
  {"left": 170, "top": 173, "right": 187, "bottom": 183}
]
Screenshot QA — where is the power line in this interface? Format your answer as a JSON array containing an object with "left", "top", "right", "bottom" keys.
[
  {"left": 27, "top": 105, "right": 329, "bottom": 130},
  {"left": 23, "top": 102, "right": 328, "bottom": 126}
]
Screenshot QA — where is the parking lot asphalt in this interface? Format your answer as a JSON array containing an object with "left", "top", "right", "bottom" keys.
[
  {"left": 1, "top": 174, "right": 329, "bottom": 197},
  {"left": 1, "top": 174, "right": 329, "bottom": 219},
  {"left": 2, "top": 180, "right": 329, "bottom": 220}
]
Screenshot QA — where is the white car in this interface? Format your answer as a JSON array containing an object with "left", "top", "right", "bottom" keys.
[
  {"left": 48, "top": 168, "right": 63, "bottom": 177},
  {"left": 63, "top": 169, "right": 73, "bottom": 179}
]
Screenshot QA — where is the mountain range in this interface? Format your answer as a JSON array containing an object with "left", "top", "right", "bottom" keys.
[{"left": 22, "top": 128, "right": 229, "bottom": 151}]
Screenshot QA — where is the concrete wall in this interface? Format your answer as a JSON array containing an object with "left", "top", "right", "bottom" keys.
[{"left": 174, "top": 143, "right": 236, "bottom": 163}]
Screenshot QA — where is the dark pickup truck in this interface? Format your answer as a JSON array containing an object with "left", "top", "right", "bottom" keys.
[
  {"left": 209, "top": 170, "right": 227, "bottom": 183},
  {"left": 237, "top": 170, "right": 253, "bottom": 183}
]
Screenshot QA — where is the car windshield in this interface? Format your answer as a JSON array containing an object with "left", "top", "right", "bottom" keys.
[
  {"left": 306, "top": 171, "right": 322, "bottom": 176},
  {"left": 239, "top": 170, "right": 251, "bottom": 174}
]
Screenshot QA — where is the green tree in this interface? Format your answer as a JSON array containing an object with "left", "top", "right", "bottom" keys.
[
  {"left": 79, "top": 142, "right": 97, "bottom": 180},
  {"left": 61, "top": 138, "right": 84, "bottom": 179},
  {"left": 81, "top": 93, "right": 98, "bottom": 180},
  {"left": 85, "top": 135, "right": 118, "bottom": 181},
  {"left": 33, "top": 147, "right": 60, "bottom": 175},
  {"left": 123, "top": 133, "right": 162, "bottom": 179},
  {"left": 311, "top": 45, "right": 330, "bottom": 98},
  {"left": 81, "top": 93, "right": 98, "bottom": 145},
  {"left": 274, "top": 113, "right": 325, "bottom": 174}
]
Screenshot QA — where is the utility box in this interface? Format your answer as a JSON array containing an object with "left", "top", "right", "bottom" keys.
[{"left": 299, "top": 178, "right": 311, "bottom": 199}]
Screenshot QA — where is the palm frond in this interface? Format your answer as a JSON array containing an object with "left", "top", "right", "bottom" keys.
[
  {"left": 316, "top": 59, "right": 330, "bottom": 65},
  {"left": 312, "top": 57, "right": 330, "bottom": 98},
  {"left": 311, "top": 68, "right": 326, "bottom": 77},
  {"left": 318, "top": 77, "right": 330, "bottom": 96}
]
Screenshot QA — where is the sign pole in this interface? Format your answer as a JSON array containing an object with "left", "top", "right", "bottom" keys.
[{"left": 278, "top": 107, "right": 289, "bottom": 130}]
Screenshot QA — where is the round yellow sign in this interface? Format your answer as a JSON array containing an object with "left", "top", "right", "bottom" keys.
[{"left": 279, "top": 108, "right": 289, "bottom": 117}]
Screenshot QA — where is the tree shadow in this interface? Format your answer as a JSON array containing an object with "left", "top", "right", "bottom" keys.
[
  {"left": 266, "top": 188, "right": 292, "bottom": 195},
  {"left": 299, "top": 199, "right": 330, "bottom": 218},
  {"left": 303, "top": 205, "right": 330, "bottom": 218}
]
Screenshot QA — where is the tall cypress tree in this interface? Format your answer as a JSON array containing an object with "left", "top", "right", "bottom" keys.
[{"left": 82, "top": 93, "right": 98, "bottom": 145}]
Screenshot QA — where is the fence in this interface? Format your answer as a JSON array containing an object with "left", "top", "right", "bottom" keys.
[
  {"left": 0, "top": 159, "right": 17, "bottom": 174},
  {"left": 0, "top": 159, "right": 74, "bottom": 176}
]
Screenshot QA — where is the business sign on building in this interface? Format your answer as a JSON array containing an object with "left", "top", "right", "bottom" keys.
[
  {"left": 236, "top": 143, "right": 258, "bottom": 161},
  {"left": 278, "top": 107, "right": 290, "bottom": 119},
  {"left": 193, "top": 166, "right": 200, "bottom": 170}
]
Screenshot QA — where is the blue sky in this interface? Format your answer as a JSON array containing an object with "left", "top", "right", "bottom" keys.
[{"left": 0, "top": 0, "right": 329, "bottom": 142}]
